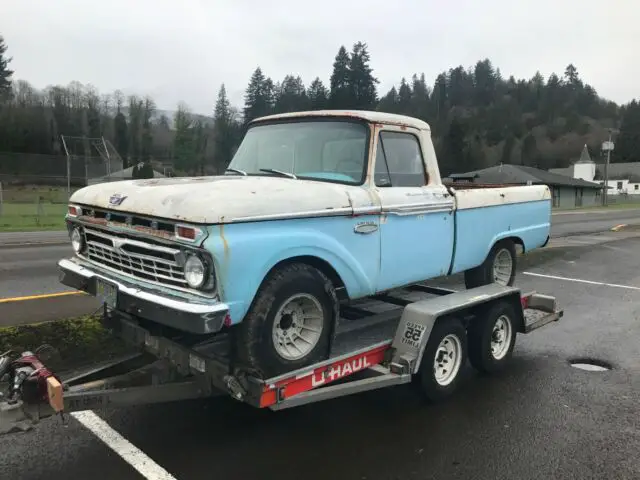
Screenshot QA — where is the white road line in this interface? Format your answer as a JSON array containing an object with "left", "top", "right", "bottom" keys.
[
  {"left": 71, "top": 411, "right": 178, "bottom": 480},
  {"left": 523, "top": 271, "right": 640, "bottom": 291}
]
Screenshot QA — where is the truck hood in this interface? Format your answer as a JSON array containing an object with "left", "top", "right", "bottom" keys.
[{"left": 70, "top": 175, "right": 360, "bottom": 224}]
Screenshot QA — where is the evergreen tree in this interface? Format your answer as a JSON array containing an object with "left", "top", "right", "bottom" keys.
[
  {"left": 397, "top": 78, "right": 412, "bottom": 113},
  {"left": 213, "top": 84, "right": 239, "bottom": 171},
  {"left": 307, "top": 77, "right": 329, "bottom": 110},
  {"left": 473, "top": 59, "right": 497, "bottom": 106},
  {"left": 410, "top": 73, "right": 431, "bottom": 121},
  {"left": 329, "top": 46, "right": 351, "bottom": 108},
  {"left": 0, "top": 35, "right": 13, "bottom": 100},
  {"left": 442, "top": 117, "right": 467, "bottom": 175},
  {"left": 243, "top": 67, "right": 274, "bottom": 125},
  {"left": 347, "top": 41, "right": 378, "bottom": 109},
  {"left": 0, "top": 42, "right": 629, "bottom": 179},
  {"left": 274, "top": 75, "right": 308, "bottom": 113},
  {"left": 377, "top": 86, "right": 399, "bottom": 113},
  {"left": 615, "top": 100, "right": 640, "bottom": 163}
]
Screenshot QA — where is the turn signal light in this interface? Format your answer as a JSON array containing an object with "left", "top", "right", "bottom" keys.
[
  {"left": 176, "top": 225, "right": 196, "bottom": 240},
  {"left": 68, "top": 205, "right": 81, "bottom": 217}
]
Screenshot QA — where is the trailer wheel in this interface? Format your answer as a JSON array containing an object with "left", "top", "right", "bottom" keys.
[
  {"left": 416, "top": 318, "right": 467, "bottom": 403},
  {"left": 467, "top": 301, "right": 517, "bottom": 374},
  {"left": 236, "top": 263, "right": 338, "bottom": 378},
  {"left": 464, "top": 239, "right": 517, "bottom": 289}
]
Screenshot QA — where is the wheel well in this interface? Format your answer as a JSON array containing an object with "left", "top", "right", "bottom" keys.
[
  {"left": 499, "top": 236, "right": 524, "bottom": 254},
  {"left": 266, "top": 255, "right": 349, "bottom": 302}
]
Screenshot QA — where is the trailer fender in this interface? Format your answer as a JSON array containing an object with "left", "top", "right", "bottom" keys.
[{"left": 390, "top": 283, "right": 525, "bottom": 374}]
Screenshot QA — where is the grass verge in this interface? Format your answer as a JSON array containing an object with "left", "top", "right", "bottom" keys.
[
  {"left": 0, "top": 314, "right": 133, "bottom": 372},
  {"left": 0, "top": 203, "right": 67, "bottom": 232}
]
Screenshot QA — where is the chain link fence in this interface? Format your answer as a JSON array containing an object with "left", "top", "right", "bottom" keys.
[{"left": 0, "top": 149, "right": 124, "bottom": 231}]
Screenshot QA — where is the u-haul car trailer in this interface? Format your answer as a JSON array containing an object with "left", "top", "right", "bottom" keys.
[{"left": 0, "top": 282, "right": 562, "bottom": 435}]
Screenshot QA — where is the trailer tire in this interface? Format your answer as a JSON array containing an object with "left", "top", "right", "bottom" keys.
[
  {"left": 235, "top": 263, "right": 338, "bottom": 378},
  {"left": 464, "top": 239, "right": 517, "bottom": 289},
  {"left": 467, "top": 301, "right": 517, "bottom": 374},
  {"left": 416, "top": 318, "right": 467, "bottom": 403}
]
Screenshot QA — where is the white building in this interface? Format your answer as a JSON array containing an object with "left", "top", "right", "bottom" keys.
[{"left": 549, "top": 145, "right": 640, "bottom": 196}]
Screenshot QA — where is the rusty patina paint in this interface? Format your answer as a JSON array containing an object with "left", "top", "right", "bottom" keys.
[{"left": 76, "top": 215, "right": 177, "bottom": 241}]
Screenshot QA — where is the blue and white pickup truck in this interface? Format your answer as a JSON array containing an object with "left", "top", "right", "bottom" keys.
[{"left": 58, "top": 110, "right": 551, "bottom": 376}]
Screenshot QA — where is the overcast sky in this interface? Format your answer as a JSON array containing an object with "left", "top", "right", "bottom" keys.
[{"left": 3, "top": 0, "right": 638, "bottom": 115}]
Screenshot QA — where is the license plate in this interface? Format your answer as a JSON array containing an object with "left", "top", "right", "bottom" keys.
[{"left": 96, "top": 278, "right": 118, "bottom": 309}]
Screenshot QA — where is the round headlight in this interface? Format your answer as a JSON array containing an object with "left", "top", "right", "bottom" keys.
[
  {"left": 184, "top": 255, "right": 206, "bottom": 288},
  {"left": 71, "top": 228, "right": 84, "bottom": 253}
]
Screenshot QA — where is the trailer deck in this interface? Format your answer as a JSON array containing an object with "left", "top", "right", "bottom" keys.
[{"left": 0, "top": 282, "right": 563, "bottom": 435}]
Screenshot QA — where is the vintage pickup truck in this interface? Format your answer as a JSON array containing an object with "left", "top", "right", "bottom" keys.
[{"left": 58, "top": 110, "right": 551, "bottom": 377}]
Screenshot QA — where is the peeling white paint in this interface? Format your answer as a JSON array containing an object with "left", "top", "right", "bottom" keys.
[
  {"left": 70, "top": 176, "right": 373, "bottom": 224},
  {"left": 453, "top": 185, "right": 551, "bottom": 210},
  {"left": 253, "top": 109, "right": 431, "bottom": 131}
]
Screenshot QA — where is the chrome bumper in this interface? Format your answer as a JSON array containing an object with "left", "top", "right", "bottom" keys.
[{"left": 57, "top": 258, "right": 229, "bottom": 335}]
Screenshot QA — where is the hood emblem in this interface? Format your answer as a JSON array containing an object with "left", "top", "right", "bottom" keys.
[{"left": 109, "top": 193, "right": 127, "bottom": 206}]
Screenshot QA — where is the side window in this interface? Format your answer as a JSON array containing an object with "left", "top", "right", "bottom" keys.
[{"left": 374, "top": 131, "right": 428, "bottom": 187}]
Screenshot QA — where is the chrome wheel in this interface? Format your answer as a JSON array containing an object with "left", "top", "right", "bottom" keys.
[
  {"left": 272, "top": 293, "right": 324, "bottom": 361},
  {"left": 490, "top": 315, "right": 513, "bottom": 360},
  {"left": 492, "top": 248, "right": 513, "bottom": 285},
  {"left": 433, "top": 334, "right": 463, "bottom": 386}
]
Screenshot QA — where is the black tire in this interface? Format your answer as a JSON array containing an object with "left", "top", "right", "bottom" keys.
[
  {"left": 464, "top": 239, "right": 517, "bottom": 289},
  {"left": 235, "top": 263, "right": 338, "bottom": 378},
  {"left": 467, "top": 301, "right": 517, "bottom": 374},
  {"left": 416, "top": 318, "right": 467, "bottom": 403}
]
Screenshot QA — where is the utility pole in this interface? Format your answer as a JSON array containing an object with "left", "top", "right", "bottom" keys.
[{"left": 601, "top": 128, "right": 619, "bottom": 207}]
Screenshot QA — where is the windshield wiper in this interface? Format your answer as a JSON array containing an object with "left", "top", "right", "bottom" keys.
[
  {"left": 225, "top": 168, "right": 248, "bottom": 176},
  {"left": 259, "top": 168, "right": 297, "bottom": 179}
]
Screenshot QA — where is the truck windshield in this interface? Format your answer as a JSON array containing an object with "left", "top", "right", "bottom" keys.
[{"left": 227, "top": 120, "right": 368, "bottom": 185}]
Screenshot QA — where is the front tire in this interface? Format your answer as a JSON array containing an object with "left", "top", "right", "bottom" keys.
[
  {"left": 235, "top": 263, "right": 338, "bottom": 378},
  {"left": 464, "top": 239, "right": 517, "bottom": 289}
]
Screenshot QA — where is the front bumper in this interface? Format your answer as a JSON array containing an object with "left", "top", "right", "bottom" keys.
[{"left": 58, "top": 258, "right": 229, "bottom": 334}]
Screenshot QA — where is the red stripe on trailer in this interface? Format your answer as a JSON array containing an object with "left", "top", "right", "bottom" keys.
[
  {"left": 259, "top": 344, "right": 390, "bottom": 408},
  {"left": 520, "top": 292, "right": 533, "bottom": 309}
]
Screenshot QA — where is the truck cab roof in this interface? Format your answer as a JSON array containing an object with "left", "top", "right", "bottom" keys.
[{"left": 250, "top": 109, "right": 432, "bottom": 131}]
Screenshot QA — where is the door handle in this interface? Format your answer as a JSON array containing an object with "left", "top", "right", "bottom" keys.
[{"left": 354, "top": 222, "right": 379, "bottom": 234}]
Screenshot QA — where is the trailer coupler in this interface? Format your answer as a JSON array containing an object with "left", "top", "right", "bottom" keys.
[
  {"left": 0, "top": 348, "right": 216, "bottom": 436},
  {"left": 0, "top": 348, "right": 65, "bottom": 434}
]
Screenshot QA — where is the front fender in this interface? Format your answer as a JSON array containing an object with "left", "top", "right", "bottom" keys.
[{"left": 203, "top": 217, "right": 379, "bottom": 324}]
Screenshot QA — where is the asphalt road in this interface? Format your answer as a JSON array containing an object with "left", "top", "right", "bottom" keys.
[
  {"left": 550, "top": 208, "right": 640, "bottom": 237},
  {"left": 0, "top": 244, "right": 101, "bottom": 325},
  {"left": 1, "top": 235, "right": 639, "bottom": 479}
]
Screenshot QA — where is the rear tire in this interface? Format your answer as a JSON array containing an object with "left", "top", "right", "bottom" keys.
[
  {"left": 464, "top": 239, "right": 517, "bottom": 289},
  {"left": 416, "top": 318, "right": 467, "bottom": 403},
  {"left": 467, "top": 301, "right": 517, "bottom": 374},
  {"left": 235, "top": 263, "right": 338, "bottom": 378}
]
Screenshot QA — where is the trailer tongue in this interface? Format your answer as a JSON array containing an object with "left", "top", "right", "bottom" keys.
[{"left": 0, "top": 283, "right": 562, "bottom": 436}]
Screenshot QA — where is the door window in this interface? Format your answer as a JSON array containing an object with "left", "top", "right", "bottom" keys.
[{"left": 374, "top": 131, "right": 428, "bottom": 187}]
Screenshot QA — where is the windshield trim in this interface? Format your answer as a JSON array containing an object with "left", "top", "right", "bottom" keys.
[{"left": 235, "top": 116, "right": 372, "bottom": 187}]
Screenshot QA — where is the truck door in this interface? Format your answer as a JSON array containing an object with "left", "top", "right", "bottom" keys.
[{"left": 373, "top": 126, "right": 455, "bottom": 292}]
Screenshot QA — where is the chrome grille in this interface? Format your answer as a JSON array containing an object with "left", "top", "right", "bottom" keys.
[{"left": 83, "top": 227, "right": 186, "bottom": 287}]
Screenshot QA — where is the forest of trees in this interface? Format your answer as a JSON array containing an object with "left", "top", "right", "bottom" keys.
[{"left": 1, "top": 34, "right": 639, "bottom": 180}]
